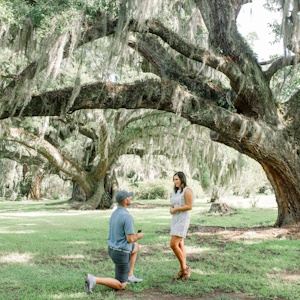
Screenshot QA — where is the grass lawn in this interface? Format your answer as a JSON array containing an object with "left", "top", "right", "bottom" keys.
[{"left": 0, "top": 198, "right": 299, "bottom": 300}]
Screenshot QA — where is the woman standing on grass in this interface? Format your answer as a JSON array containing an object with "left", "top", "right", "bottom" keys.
[{"left": 169, "top": 171, "right": 194, "bottom": 280}]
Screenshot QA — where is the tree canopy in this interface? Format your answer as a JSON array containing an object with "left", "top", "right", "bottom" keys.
[{"left": 0, "top": 0, "right": 300, "bottom": 226}]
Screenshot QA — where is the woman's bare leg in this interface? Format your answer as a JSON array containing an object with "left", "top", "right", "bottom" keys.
[
  {"left": 170, "top": 235, "right": 186, "bottom": 270},
  {"left": 179, "top": 239, "right": 186, "bottom": 262}
]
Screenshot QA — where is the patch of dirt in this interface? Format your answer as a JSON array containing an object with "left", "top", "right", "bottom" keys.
[
  {"left": 84, "top": 248, "right": 108, "bottom": 259},
  {"left": 266, "top": 270, "right": 300, "bottom": 282},
  {"left": 114, "top": 289, "right": 258, "bottom": 300},
  {"left": 188, "top": 225, "right": 300, "bottom": 241}
]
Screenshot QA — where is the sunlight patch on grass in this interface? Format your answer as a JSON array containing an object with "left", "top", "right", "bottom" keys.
[
  {"left": 0, "top": 211, "right": 97, "bottom": 217},
  {"left": 242, "top": 240, "right": 263, "bottom": 245},
  {"left": 185, "top": 246, "right": 213, "bottom": 254},
  {"left": 192, "top": 268, "right": 209, "bottom": 275},
  {"left": 0, "top": 252, "right": 33, "bottom": 264},
  {"left": 52, "top": 292, "right": 87, "bottom": 299},
  {"left": 215, "top": 228, "right": 290, "bottom": 241},
  {"left": 133, "top": 216, "right": 170, "bottom": 221},
  {"left": 0, "top": 229, "right": 36, "bottom": 234},
  {"left": 158, "top": 235, "right": 170, "bottom": 240},
  {"left": 162, "top": 249, "right": 173, "bottom": 254},
  {"left": 159, "top": 258, "right": 173, "bottom": 262},
  {"left": 270, "top": 244, "right": 295, "bottom": 250},
  {"left": 267, "top": 271, "right": 300, "bottom": 282},
  {"left": 61, "top": 254, "right": 85, "bottom": 260},
  {"left": 66, "top": 241, "right": 88, "bottom": 245}
]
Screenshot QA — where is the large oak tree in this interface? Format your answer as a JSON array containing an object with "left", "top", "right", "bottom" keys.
[
  {"left": 0, "top": 0, "right": 299, "bottom": 226},
  {"left": 1, "top": 110, "right": 201, "bottom": 208}
]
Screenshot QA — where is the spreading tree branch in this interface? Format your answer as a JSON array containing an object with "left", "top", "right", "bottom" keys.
[
  {"left": 265, "top": 55, "right": 300, "bottom": 80},
  {"left": 0, "top": 124, "right": 91, "bottom": 193}
]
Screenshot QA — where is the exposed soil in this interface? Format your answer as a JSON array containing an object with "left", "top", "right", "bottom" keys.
[
  {"left": 188, "top": 224, "right": 300, "bottom": 241},
  {"left": 114, "top": 288, "right": 258, "bottom": 300}
]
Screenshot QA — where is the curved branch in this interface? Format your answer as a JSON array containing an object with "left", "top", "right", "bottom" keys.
[
  {"left": 128, "top": 34, "right": 225, "bottom": 101},
  {"left": 265, "top": 55, "right": 300, "bottom": 80},
  {"left": 55, "top": 116, "right": 98, "bottom": 140},
  {"left": 0, "top": 125, "right": 90, "bottom": 193},
  {"left": 137, "top": 20, "right": 245, "bottom": 86},
  {"left": 1, "top": 15, "right": 118, "bottom": 117},
  {"left": 259, "top": 57, "right": 279, "bottom": 66},
  {"left": 0, "top": 147, "right": 44, "bottom": 166},
  {"left": 0, "top": 77, "right": 278, "bottom": 160}
]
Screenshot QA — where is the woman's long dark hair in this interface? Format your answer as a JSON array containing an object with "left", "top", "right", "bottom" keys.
[{"left": 173, "top": 172, "right": 187, "bottom": 193}]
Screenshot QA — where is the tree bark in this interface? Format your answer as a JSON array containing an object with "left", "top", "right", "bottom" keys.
[
  {"left": 104, "top": 169, "right": 119, "bottom": 206},
  {"left": 31, "top": 168, "right": 44, "bottom": 200},
  {"left": 71, "top": 181, "right": 86, "bottom": 202},
  {"left": 261, "top": 163, "right": 300, "bottom": 227},
  {"left": 79, "top": 179, "right": 105, "bottom": 210}
]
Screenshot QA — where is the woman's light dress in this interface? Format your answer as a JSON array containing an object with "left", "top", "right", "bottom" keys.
[{"left": 170, "top": 187, "right": 194, "bottom": 238}]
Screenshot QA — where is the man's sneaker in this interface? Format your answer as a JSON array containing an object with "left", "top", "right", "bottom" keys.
[
  {"left": 85, "top": 274, "right": 96, "bottom": 293},
  {"left": 127, "top": 275, "right": 143, "bottom": 283}
]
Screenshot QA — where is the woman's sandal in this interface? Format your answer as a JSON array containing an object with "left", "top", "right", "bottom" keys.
[
  {"left": 174, "top": 269, "right": 183, "bottom": 279},
  {"left": 181, "top": 266, "right": 192, "bottom": 280}
]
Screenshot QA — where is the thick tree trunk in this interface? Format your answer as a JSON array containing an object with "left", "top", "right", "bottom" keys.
[
  {"left": 79, "top": 179, "right": 106, "bottom": 210},
  {"left": 74, "top": 170, "right": 118, "bottom": 210},
  {"left": 261, "top": 163, "right": 300, "bottom": 227}
]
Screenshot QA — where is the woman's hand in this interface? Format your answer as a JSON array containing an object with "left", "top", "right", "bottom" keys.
[{"left": 170, "top": 206, "right": 176, "bottom": 214}]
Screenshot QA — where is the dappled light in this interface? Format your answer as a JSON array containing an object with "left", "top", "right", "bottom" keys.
[
  {"left": 0, "top": 229, "right": 36, "bottom": 234},
  {"left": 52, "top": 292, "right": 87, "bottom": 299},
  {"left": 0, "top": 252, "right": 33, "bottom": 264},
  {"left": 184, "top": 246, "right": 212, "bottom": 254},
  {"left": 191, "top": 226, "right": 299, "bottom": 242},
  {"left": 266, "top": 271, "right": 300, "bottom": 282},
  {"left": 66, "top": 241, "right": 88, "bottom": 245},
  {"left": 0, "top": 0, "right": 300, "bottom": 298}
]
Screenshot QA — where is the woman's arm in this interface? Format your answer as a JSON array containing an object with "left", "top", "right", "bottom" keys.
[{"left": 170, "top": 188, "right": 193, "bottom": 214}]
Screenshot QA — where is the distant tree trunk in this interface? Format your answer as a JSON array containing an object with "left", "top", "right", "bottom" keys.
[
  {"left": 70, "top": 181, "right": 86, "bottom": 202},
  {"left": 31, "top": 168, "right": 44, "bottom": 200},
  {"left": 210, "top": 186, "right": 220, "bottom": 203},
  {"left": 104, "top": 169, "right": 119, "bottom": 205},
  {"left": 21, "top": 164, "right": 32, "bottom": 199},
  {"left": 21, "top": 165, "right": 44, "bottom": 200},
  {"left": 209, "top": 202, "right": 231, "bottom": 214}
]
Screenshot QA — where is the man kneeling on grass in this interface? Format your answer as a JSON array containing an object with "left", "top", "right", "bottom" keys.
[{"left": 85, "top": 190, "right": 144, "bottom": 293}]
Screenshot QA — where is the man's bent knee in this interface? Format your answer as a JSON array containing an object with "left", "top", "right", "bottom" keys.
[{"left": 116, "top": 281, "right": 127, "bottom": 290}]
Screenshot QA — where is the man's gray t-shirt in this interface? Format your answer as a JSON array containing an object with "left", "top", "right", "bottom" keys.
[{"left": 108, "top": 206, "right": 134, "bottom": 252}]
